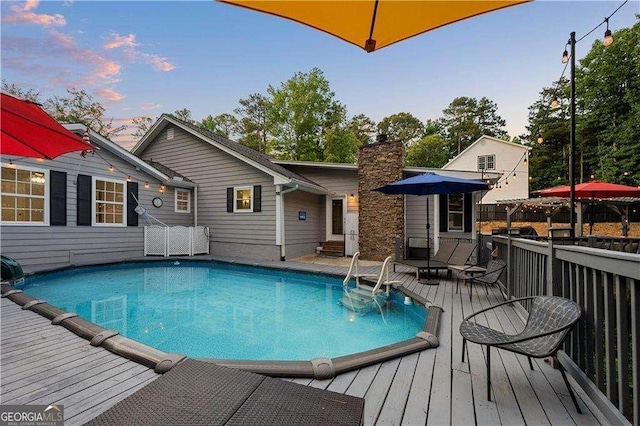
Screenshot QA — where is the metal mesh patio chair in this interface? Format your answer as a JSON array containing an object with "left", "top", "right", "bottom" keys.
[
  {"left": 459, "top": 296, "right": 582, "bottom": 413},
  {"left": 456, "top": 259, "right": 506, "bottom": 301}
]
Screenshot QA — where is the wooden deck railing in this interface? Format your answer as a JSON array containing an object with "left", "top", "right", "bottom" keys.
[{"left": 493, "top": 235, "right": 640, "bottom": 426}]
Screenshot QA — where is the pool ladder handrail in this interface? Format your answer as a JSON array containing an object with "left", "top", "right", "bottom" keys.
[{"left": 343, "top": 253, "right": 400, "bottom": 296}]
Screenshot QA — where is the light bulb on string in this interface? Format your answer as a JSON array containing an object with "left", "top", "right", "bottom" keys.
[
  {"left": 561, "top": 49, "right": 570, "bottom": 64},
  {"left": 603, "top": 18, "right": 613, "bottom": 46},
  {"left": 537, "top": 134, "right": 544, "bottom": 144}
]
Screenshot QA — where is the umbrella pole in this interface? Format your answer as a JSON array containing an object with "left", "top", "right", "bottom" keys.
[{"left": 421, "top": 196, "right": 438, "bottom": 285}]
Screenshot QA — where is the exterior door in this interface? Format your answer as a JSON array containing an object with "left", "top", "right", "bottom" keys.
[
  {"left": 344, "top": 212, "right": 359, "bottom": 256},
  {"left": 326, "top": 197, "right": 346, "bottom": 241}
]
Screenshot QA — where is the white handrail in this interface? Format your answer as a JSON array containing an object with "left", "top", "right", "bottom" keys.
[
  {"left": 371, "top": 256, "right": 394, "bottom": 294},
  {"left": 343, "top": 252, "right": 361, "bottom": 287}
]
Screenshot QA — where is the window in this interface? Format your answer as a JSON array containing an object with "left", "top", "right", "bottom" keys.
[
  {"left": 448, "top": 194, "right": 464, "bottom": 232},
  {"left": 234, "top": 186, "right": 253, "bottom": 212},
  {"left": 1, "top": 165, "right": 48, "bottom": 225},
  {"left": 175, "top": 189, "right": 191, "bottom": 213},
  {"left": 93, "top": 177, "right": 125, "bottom": 226},
  {"left": 477, "top": 154, "right": 495, "bottom": 171}
]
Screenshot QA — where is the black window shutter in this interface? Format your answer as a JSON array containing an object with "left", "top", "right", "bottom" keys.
[
  {"left": 463, "top": 193, "right": 473, "bottom": 232},
  {"left": 439, "top": 195, "right": 448, "bottom": 232},
  {"left": 253, "top": 185, "right": 261, "bottom": 212},
  {"left": 127, "top": 182, "right": 139, "bottom": 227},
  {"left": 226, "top": 187, "right": 233, "bottom": 213},
  {"left": 76, "top": 174, "right": 92, "bottom": 226},
  {"left": 49, "top": 171, "right": 67, "bottom": 226}
]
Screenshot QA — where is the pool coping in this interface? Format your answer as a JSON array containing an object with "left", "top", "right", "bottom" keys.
[{"left": 0, "top": 259, "right": 442, "bottom": 379}]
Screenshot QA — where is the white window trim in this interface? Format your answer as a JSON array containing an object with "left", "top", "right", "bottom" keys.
[
  {"left": 92, "top": 175, "right": 127, "bottom": 227},
  {"left": 1, "top": 163, "right": 49, "bottom": 226},
  {"left": 174, "top": 188, "right": 191, "bottom": 213},
  {"left": 447, "top": 194, "right": 464, "bottom": 232},
  {"left": 233, "top": 186, "right": 253, "bottom": 213},
  {"left": 477, "top": 154, "right": 495, "bottom": 171}
]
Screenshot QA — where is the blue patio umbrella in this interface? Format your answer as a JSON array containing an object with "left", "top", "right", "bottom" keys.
[{"left": 374, "top": 172, "right": 489, "bottom": 282}]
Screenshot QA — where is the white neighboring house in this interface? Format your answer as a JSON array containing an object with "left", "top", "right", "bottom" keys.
[{"left": 442, "top": 135, "right": 529, "bottom": 204}]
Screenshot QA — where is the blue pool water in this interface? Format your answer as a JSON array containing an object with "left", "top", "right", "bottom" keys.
[{"left": 21, "top": 261, "right": 426, "bottom": 360}]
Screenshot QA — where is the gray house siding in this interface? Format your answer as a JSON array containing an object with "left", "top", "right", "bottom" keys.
[
  {"left": 1, "top": 149, "right": 193, "bottom": 273},
  {"left": 405, "top": 194, "right": 432, "bottom": 254},
  {"left": 138, "top": 125, "right": 280, "bottom": 260},
  {"left": 283, "top": 190, "right": 322, "bottom": 259},
  {"left": 281, "top": 166, "right": 357, "bottom": 241}
]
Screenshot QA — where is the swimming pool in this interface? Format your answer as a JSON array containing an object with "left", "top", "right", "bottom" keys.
[{"left": 21, "top": 261, "right": 428, "bottom": 361}]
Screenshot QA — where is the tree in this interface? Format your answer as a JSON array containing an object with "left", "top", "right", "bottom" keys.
[
  {"left": 172, "top": 108, "right": 195, "bottom": 124},
  {"left": 576, "top": 20, "right": 640, "bottom": 184},
  {"left": 43, "top": 88, "right": 125, "bottom": 137},
  {"left": 440, "top": 96, "right": 507, "bottom": 155},
  {"left": 267, "top": 68, "right": 344, "bottom": 161},
  {"left": 522, "top": 79, "right": 571, "bottom": 191},
  {"left": 131, "top": 116, "right": 154, "bottom": 140},
  {"left": 234, "top": 93, "right": 271, "bottom": 153},
  {"left": 405, "top": 134, "right": 449, "bottom": 168},
  {"left": 346, "top": 114, "right": 376, "bottom": 146},
  {"left": 1, "top": 79, "right": 41, "bottom": 102},
  {"left": 323, "top": 127, "right": 359, "bottom": 163},
  {"left": 376, "top": 112, "right": 424, "bottom": 145},
  {"left": 199, "top": 113, "right": 239, "bottom": 139}
]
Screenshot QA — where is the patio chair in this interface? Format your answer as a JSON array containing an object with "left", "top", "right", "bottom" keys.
[
  {"left": 456, "top": 259, "right": 506, "bottom": 301},
  {"left": 459, "top": 296, "right": 582, "bottom": 413},
  {"left": 393, "top": 240, "right": 459, "bottom": 278}
]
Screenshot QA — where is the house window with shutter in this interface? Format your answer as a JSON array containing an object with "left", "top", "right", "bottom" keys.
[
  {"left": 448, "top": 194, "right": 464, "bottom": 232},
  {"left": 175, "top": 188, "right": 190, "bottom": 213},
  {"left": 234, "top": 186, "right": 253, "bottom": 212},
  {"left": 1, "top": 165, "right": 48, "bottom": 225},
  {"left": 477, "top": 154, "right": 495, "bottom": 171},
  {"left": 93, "top": 176, "right": 126, "bottom": 226}
]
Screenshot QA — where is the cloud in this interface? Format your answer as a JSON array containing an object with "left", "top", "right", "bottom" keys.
[
  {"left": 3, "top": 1, "right": 66, "bottom": 27},
  {"left": 139, "top": 53, "right": 176, "bottom": 72},
  {"left": 140, "top": 102, "right": 162, "bottom": 110},
  {"left": 104, "top": 33, "right": 137, "bottom": 50},
  {"left": 101, "top": 31, "right": 175, "bottom": 72},
  {"left": 96, "top": 88, "right": 125, "bottom": 103},
  {"left": 2, "top": 32, "right": 121, "bottom": 88}
]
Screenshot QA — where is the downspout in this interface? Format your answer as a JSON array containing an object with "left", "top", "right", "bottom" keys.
[
  {"left": 276, "top": 184, "right": 299, "bottom": 261},
  {"left": 193, "top": 186, "right": 198, "bottom": 226}
]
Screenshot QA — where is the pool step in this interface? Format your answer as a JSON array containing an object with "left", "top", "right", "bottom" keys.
[{"left": 338, "top": 290, "right": 388, "bottom": 315}]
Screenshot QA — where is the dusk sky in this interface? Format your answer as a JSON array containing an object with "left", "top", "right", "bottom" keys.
[{"left": 2, "top": 1, "right": 638, "bottom": 149}]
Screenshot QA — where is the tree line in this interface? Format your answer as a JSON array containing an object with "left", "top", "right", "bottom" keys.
[{"left": 3, "top": 18, "right": 638, "bottom": 190}]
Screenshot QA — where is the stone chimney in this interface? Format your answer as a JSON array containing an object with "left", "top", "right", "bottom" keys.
[{"left": 358, "top": 140, "right": 404, "bottom": 261}]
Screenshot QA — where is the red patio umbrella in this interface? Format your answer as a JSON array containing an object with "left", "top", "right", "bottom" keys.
[
  {"left": 539, "top": 181, "right": 640, "bottom": 199},
  {"left": 1, "top": 93, "right": 93, "bottom": 160}
]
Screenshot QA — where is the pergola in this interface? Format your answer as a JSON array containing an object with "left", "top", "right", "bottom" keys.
[{"left": 496, "top": 196, "right": 639, "bottom": 237}]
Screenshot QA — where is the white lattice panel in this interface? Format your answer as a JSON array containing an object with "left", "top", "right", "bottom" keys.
[
  {"left": 168, "top": 226, "right": 191, "bottom": 256},
  {"left": 192, "top": 226, "right": 210, "bottom": 255},
  {"left": 145, "top": 226, "right": 167, "bottom": 256}
]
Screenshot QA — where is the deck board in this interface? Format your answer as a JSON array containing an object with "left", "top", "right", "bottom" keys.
[{"left": 1, "top": 255, "right": 609, "bottom": 425}]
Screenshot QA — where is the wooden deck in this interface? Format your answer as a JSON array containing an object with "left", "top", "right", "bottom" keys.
[
  {"left": 0, "top": 298, "right": 159, "bottom": 425},
  {"left": 0, "top": 256, "right": 610, "bottom": 425}
]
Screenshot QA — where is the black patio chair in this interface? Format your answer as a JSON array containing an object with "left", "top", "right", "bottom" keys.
[
  {"left": 459, "top": 296, "right": 582, "bottom": 413},
  {"left": 456, "top": 259, "right": 506, "bottom": 301}
]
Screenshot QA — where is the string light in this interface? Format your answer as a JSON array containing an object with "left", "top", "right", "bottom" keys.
[
  {"left": 533, "top": 1, "right": 625, "bottom": 146},
  {"left": 126, "top": 176, "right": 132, "bottom": 182},
  {"left": 144, "top": 182, "right": 150, "bottom": 189},
  {"left": 108, "top": 165, "right": 114, "bottom": 172},
  {"left": 603, "top": 18, "right": 613, "bottom": 46},
  {"left": 7, "top": 160, "right": 15, "bottom": 169}
]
